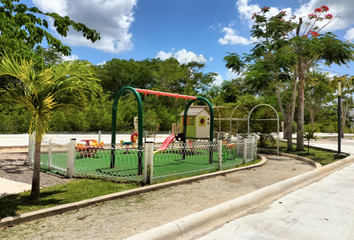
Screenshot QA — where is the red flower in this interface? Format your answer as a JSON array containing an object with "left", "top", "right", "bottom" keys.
[
  {"left": 252, "top": 12, "right": 257, "bottom": 19},
  {"left": 325, "top": 14, "right": 333, "bottom": 20},
  {"left": 281, "top": 18, "right": 285, "bottom": 21},
  {"left": 311, "top": 31, "right": 319, "bottom": 37},
  {"left": 302, "top": 35, "right": 308, "bottom": 38},
  {"left": 314, "top": 8, "right": 322, "bottom": 13},
  {"left": 308, "top": 13, "right": 317, "bottom": 19},
  {"left": 321, "top": 5, "right": 329, "bottom": 12}
]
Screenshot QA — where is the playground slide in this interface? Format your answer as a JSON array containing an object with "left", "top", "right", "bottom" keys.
[{"left": 154, "top": 135, "right": 175, "bottom": 154}]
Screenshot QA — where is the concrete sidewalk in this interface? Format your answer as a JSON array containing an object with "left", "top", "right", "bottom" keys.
[
  {"left": 196, "top": 137, "right": 354, "bottom": 240},
  {"left": 197, "top": 162, "right": 354, "bottom": 240},
  {"left": 0, "top": 177, "right": 31, "bottom": 199}
]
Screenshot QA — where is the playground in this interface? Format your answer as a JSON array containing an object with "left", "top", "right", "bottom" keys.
[
  {"left": 34, "top": 86, "right": 260, "bottom": 182},
  {"left": 39, "top": 139, "right": 246, "bottom": 181}
]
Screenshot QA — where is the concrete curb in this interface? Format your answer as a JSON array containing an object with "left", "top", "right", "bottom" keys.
[
  {"left": 259, "top": 150, "right": 322, "bottom": 169},
  {"left": 0, "top": 156, "right": 267, "bottom": 228},
  {"left": 125, "top": 156, "right": 354, "bottom": 240}
]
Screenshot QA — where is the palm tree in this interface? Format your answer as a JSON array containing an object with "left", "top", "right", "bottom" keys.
[{"left": 0, "top": 55, "right": 100, "bottom": 200}]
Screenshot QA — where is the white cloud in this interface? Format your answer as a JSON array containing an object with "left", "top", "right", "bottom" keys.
[
  {"left": 209, "top": 57, "right": 213, "bottom": 61},
  {"left": 236, "top": 0, "right": 292, "bottom": 28},
  {"left": 62, "top": 54, "right": 79, "bottom": 61},
  {"left": 97, "top": 61, "right": 107, "bottom": 66},
  {"left": 32, "top": 0, "right": 67, "bottom": 16},
  {"left": 232, "top": 0, "right": 354, "bottom": 44},
  {"left": 218, "top": 27, "right": 252, "bottom": 45},
  {"left": 213, "top": 73, "right": 223, "bottom": 85},
  {"left": 236, "top": 0, "right": 354, "bottom": 34},
  {"left": 32, "top": 0, "right": 137, "bottom": 53},
  {"left": 294, "top": 0, "right": 352, "bottom": 32},
  {"left": 344, "top": 28, "right": 354, "bottom": 41},
  {"left": 226, "top": 69, "right": 242, "bottom": 80},
  {"left": 156, "top": 49, "right": 207, "bottom": 64}
]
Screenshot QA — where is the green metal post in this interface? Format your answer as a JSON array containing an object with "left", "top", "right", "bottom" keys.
[
  {"left": 111, "top": 86, "right": 143, "bottom": 174},
  {"left": 182, "top": 97, "right": 214, "bottom": 163}
]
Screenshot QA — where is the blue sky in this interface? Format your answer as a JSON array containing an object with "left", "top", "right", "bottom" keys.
[{"left": 26, "top": 0, "right": 354, "bottom": 86}]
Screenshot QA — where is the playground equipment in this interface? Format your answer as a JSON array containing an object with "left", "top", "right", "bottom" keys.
[
  {"left": 111, "top": 86, "right": 214, "bottom": 174},
  {"left": 76, "top": 140, "right": 104, "bottom": 157},
  {"left": 153, "top": 134, "right": 175, "bottom": 154},
  {"left": 178, "top": 106, "right": 210, "bottom": 139},
  {"left": 248, "top": 104, "right": 279, "bottom": 155},
  {"left": 120, "top": 132, "right": 138, "bottom": 154},
  {"left": 153, "top": 135, "right": 194, "bottom": 154}
]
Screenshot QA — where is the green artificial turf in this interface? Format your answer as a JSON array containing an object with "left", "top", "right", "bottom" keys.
[{"left": 40, "top": 148, "right": 246, "bottom": 180}]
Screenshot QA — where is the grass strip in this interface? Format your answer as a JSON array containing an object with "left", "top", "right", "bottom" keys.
[
  {"left": 261, "top": 141, "right": 349, "bottom": 166},
  {"left": 0, "top": 179, "right": 140, "bottom": 219}
]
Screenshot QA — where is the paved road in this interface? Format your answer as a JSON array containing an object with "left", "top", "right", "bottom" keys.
[{"left": 197, "top": 138, "right": 354, "bottom": 240}]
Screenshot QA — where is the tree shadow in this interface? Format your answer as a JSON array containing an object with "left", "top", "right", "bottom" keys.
[{"left": 0, "top": 190, "right": 66, "bottom": 219}]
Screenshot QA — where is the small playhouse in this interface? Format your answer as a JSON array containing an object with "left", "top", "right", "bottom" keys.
[{"left": 179, "top": 106, "right": 210, "bottom": 139}]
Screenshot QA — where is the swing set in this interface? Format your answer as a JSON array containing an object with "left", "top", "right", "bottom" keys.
[{"left": 110, "top": 86, "right": 214, "bottom": 175}]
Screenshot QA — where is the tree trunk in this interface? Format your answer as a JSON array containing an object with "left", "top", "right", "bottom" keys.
[
  {"left": 283, "top": 121, "right": 288, "bottom": 139},
  {"left": 284, "top": 113, "right": 293, "bottom": 150},
  {"left": 297, "top": 59, "right": 305, "bottom": 151},
  {"left": 287, "top": 78, "right": 297, "bottom": 151},
  {"left": 310, "top": 111, "right": 315, "bottom": 131},
  {"left": 30, "top": 139, "right": 41, "bottom": 200}
]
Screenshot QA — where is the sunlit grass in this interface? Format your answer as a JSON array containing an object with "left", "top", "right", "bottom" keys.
[{"left": 0, "top": 179, "right": 140, "bottom": 219}]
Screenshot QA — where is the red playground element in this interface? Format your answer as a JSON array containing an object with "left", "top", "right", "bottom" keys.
[
  {"left": 154, "top": 135, "right": 194, "bottom": 154},
  {"left": 188, "top": 140, "right": 193, "bottom": 150},
  {"left": 131, "top": 132, "right": 138, "bottom": 143},
  {"left": 154, "top": 135, "right": 175, "bottom": 154},
  {"left": 135, "top": 88, "right": 197, "bottom": 100}
]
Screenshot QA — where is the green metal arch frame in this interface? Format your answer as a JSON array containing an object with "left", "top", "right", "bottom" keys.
[
  {"left": 182, "top": 97, "right": 214, "bottom": 163},
  {"left": 111, "top": 86, "right": 143, "bottom": 173}
]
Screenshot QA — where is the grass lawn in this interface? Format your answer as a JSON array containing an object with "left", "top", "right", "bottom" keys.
[
  {"left": 0, "top": 179, "right": 140, "bottom": 219},
  {"left": 261, "top": 141, "right": 348, "bottom": 165}
]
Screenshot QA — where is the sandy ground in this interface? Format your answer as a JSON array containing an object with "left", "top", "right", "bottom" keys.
[{"left": 0, "top": 149, "right": 315, "bottom": 240}]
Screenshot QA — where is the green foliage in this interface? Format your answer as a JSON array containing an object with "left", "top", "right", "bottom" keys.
[
  {"left": 0, "top": 102, "right": 30, "bottom": 133},
  {"left": 224, "top": 5, "right": 354, "bottom": 150},
  {"left": 0, "top": 55, "right": 101, "bottom": 200},
  {"left": 0, "top": 0, "right": 100, "bottom": 58},
  {"left": 0, "top": 55, "right": 100, "bottom": 140},
  {"left": 303, "top": 128, "right": 317, "bottom": 154}
]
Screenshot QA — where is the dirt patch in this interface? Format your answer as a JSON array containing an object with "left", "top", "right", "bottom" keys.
[
  {"left": 0, "top": 152, "right": 72, "bottom": 187},
  {"left": 0, "top": 154, "right": 314, "bottom": 240}
]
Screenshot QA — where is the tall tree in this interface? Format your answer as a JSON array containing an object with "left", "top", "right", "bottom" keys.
[
  {"left": 97, "top": 58, "right": 155, "bottom": 98},
  {"left": 304, "top": 70, "right": 335, "bottom": 131},
  {"left": 225, "top": 5, "right": 354, "bottom": 150},
  {"left": 0, "top": 0, "right": 100, "bottom": 58},
  {"left": 0, "top": 55, "right": 100, "bottom": 200},
  {"left": 332, "top": 75, "right": 354, "bottom": 137},
  {"left": 224, "top": 8, "right": 298, "bottom": 150}
]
